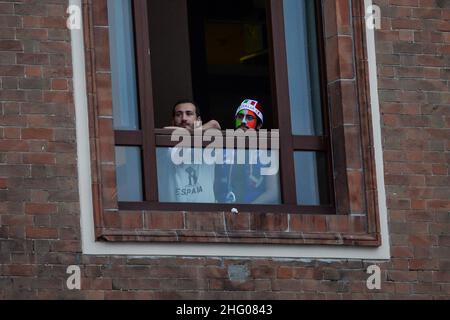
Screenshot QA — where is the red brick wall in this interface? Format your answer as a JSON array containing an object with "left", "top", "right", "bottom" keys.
[{"left": 0, "top": 0, "right": 448, "bottom": 299}]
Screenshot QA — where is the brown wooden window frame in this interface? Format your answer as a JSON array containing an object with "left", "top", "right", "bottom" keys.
[
  {"left": 84, "top": 0, "right": 381, "bottom": 246},
  {"left": 115, "top": 0, "right": 334, "bottom": 215}
]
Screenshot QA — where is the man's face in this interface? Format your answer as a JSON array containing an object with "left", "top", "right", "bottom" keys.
[
  {"left": 235, "top": 109, "right": 258, "bottom": 130},
  {"left": 173, "top": 103, "right": 199, "bottom": 129}
]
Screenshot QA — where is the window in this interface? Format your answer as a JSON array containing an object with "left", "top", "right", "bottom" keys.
[
  {"left": 85, "top": 0, "right": 381, "bottom": 246},
  {"left": 111, "top": 0, "right": 333, "bottom": 213}
]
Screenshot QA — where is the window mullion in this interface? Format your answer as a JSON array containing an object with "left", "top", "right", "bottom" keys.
[
  {"left": 133, "top": 0, "right": 158, "bottom": 202},
  {"left": 267, "top": 0, "right": 297, "bottom": 205},
  {"left": 292, "top": 136, "right": 328, "bottom": 151},
  {"left": 314, "top": 0, "right": 336, "bottom": 210},
  {"left": 114, "top": 130, "right": 143, "bottom": 146}
]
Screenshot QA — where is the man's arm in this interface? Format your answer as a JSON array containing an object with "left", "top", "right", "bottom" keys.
[
  {"left": 163, "top": 120, "right": 221, "bottom": 130},
  {"left": 199, "top": 120, "right": 221, "bottom": 130}
]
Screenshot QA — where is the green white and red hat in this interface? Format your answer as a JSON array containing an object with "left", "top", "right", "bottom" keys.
[{"left": 235, "top": 99, "right": 264, "bottom": 124}]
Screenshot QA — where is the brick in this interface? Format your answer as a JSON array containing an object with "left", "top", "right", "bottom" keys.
[
  {"left": 185, "top": 213, "right": 224, "bottom": 232},
  {"left": 348, "top": 171, "right": 364, "bottom": 212},
  {"left": 0, "top": 40, "right": 22, "bottom": 51},
  {"left": 43, "top": 66, "right": 72, "bottom": 78},
  {"left": 0, "top": 3, "right": 13, "bottom": 14},
  {"left": 50, "top": 240, "right": 81, "bottom": 252},
  {"left": 290, "top": 215, "right": 327, "bottom": 233},
  {"left": 225, "top": 212, "right": 250, "bottom": 231},
  {"left": 119, "top": 212, "right": 143, "bottom": 229},
  {"left": 277, "top": 267, "right": 294, "bottom": 279},
  {"left": 387, "top": 271, "right": 418, "bottom": 282},
  {"left": 0, "top": 140, "right": 29, "bottom": 152},
  {"left": 22, "top": 153, "right": 56, "bottom": 165},
  {"left": 25, "top": 227, "right": 58, "bottom": 239},
  {"left": 391, "top": 246, "right": 414, "bottom": 258},
  {"left": 16, "top": 28, "right": 48, "bottom": 41},
  {"left": 17, "top": 53, "right": 49, "bottom": 65},
  {"left": 19, "top": 78, "right": 49, "bottom": 90},
  {"left": 2, "top": 215, "right": 33, "bottom": 227},
  {"left": 250, "top": 213, "right": 288, "bottom": 232},
  {"left": 145, "top": 212, "right": 184, "bottom": 230},
  {"left": 21, "top": 128, "right": 54, "bottom": 140},
  {"left": 25, "top": 203, "right": 57, "bottom": 215},
  {"left": 43, "top": 91, "right": 70, "bottom": 103},
  {"left": 51, "top": 79, "right": 67, "bottom": 90},
  {"left": 392, "top": 19, "right": 423, "bottom": 30},
  {"left": 14, "top": 3, "right": 47, "bottom": 16},
  {"left": 0, "top": 89, "right": 26, "bottom": 102},
  {"left": 4, "top": 127, "right": 20, "bottom": 139},
  {"left": 25, "top": 66, "right": 42, "bottom": 78},
  {"left": 3, "top": 265, "right": 35, "bottom": 277},
  {"left": 409, "top": 259, "right": 440, "bottom": 271}
]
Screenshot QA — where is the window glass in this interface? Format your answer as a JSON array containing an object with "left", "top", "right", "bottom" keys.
[
  {"left": 284, "top": 0, "right": 324, "bottom": 136},
  {"left": 148, "top": 0, "right": 274, "bottom": 130},
  {"left": 115, "top": 147, "right": 143, "bottom": 201},
  {"left": 294, "top": 151, "right": 330, "bottom": 205},
  {"left": 111, "top": 0, "right": 333, "bottom": 211},
  {"left": 157, "top": 147, "right": 281, "bottom": 205},
  {"left": 108, "top": 0, "right": 140, "bottom": 130}
]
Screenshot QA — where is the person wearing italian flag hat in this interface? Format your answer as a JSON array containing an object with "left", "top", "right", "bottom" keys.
[
  {"left": 235, "top": 99, "right": 264, "bottom": 130},
  {"left": 214, "top": 99, "right": 281, "bottom": 205}
]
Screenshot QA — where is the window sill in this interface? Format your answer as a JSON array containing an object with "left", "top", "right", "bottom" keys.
[
  {"left": 119, "top": 202, "right": 335, "bottom": 214},
  {"left": 98, "top": 229, "right": 380, "bottom": 246},
  {"left": 95, "top": 209, "right": 381, "bottom": 247}
]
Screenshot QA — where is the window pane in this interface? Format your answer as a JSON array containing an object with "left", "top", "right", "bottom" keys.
[
  {"left": 198, "top": 0, "right": 273, "bottom": 130},
  {"left": 157, "top": 147, "right": 281, "bottom": 205},
  {"left": 108, "top": 0, "right": 140, "bottom": 130},
  {"left": 115, "top": 147, "right": 143, "bottom": 202},
  {"left": 149, "top": 0, "right": 274, "bottom": 130},
  {"left": 156, "top": 147, "right": 216, "bottom": 203},
  {"left": 284, "top": 0, "right": 324, "bottom": 136},
  {"left": 294, "top": 151, "right": 330, "bottom": 205},
  {"left": 214, "top": 149, "right": 281, "bottom": 205},
  {"left": 148, "top": 0, "right": 194, "bottom": 128}
]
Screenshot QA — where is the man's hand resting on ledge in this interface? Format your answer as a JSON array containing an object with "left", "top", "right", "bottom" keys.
[{"left": 164, "top": 120, "right": 221, "bottom": 131}]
